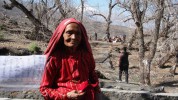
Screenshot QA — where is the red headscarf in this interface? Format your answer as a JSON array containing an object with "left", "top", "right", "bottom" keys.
[
  {"left": 40, "top": 18, "right": 99, "bottom": 100},
  {"left": 44, "top": 18, "right": 92, "bottom": 59}
]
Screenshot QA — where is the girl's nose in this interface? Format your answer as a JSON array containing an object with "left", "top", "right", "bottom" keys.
[{"left": 71, "top": 34, "right": 76, "bottom": 39}]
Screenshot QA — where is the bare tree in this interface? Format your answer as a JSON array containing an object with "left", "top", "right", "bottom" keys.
[
  {"left": 80, "top": 0, "right": 84, "bottom": 22},
  {"left": 3, "top": 0, "right": 52, "bottom": 40},
  {"left": 3, "top": 0, "right": 77, "bottom": 40},
  {"left": 128, "top": 0, "right": 148, "bottom": 84},
  {"left": 145, "top": 0, "right": 165, "bottom": 85},
  {"left": 53, "top": 0, "right": 76, "bottom": 27},
  {"left": 154, "top": 0, "right": 178, "bottom": 73},
  {"left": 29, "top": 0, "right": 34, "bottom": 13},
  {"left": 117, "top": 0, "right": 167, "bottom": 85},
  {"left": 2, "top": 1, "right": 14, "bottom": 10},
  {"left": 33, "top": 0, "right": 75, "bottom": 28},
  {"left": 92, "top": 0, "right": 118, "bottom": 41},
  {"left": 117, "top": 0, "right": 178, "bottom": 85},
  {"left": 127, "top": 28, "right": 137, "bottom": 50}
]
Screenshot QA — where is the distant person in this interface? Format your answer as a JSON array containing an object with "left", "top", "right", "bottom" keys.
[
  {"left": 89, "top": 35, "right": 92, "bottom": 41},
  {"left": 94, "top": 32, "right": 97, "bottom": 40},
  {"left": 119, "top": 34, "right": 126, "bottom": 43},
  {"left": 122, "top": 34, "right": 126, "bottom": 43},
  {"left": 117, "top": 46, "right": 129, "bottom": 83},
  {"left": 39, "top": 18, "right": 100, "bottom": 100},
  {"left": 108, "top": 37, "right": 112, "bottom": 42}
]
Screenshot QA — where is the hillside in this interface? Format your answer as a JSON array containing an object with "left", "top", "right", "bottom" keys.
[
  {"left": 0, "top": 2, "right": 178, "bottom": 99},
  {"left": 0, "top": 16, "right": 178, "bottom": 93},
  {"left": 0, "top": 0, "right": 134, "bottom": 39}
]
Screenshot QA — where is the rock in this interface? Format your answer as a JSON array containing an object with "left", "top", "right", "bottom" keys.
[
  {"left": 95, "top": 70, "right": 108, "bottom": 79},
  {"left": 150, "top": 86, "right": 165, "bottom": 93},
  {"left": 115, "top": 86, "right": 123, "bottom": 90},
  {"left": 105, "top": 86, "right": 114, "bottom": 88},
  {"left": 0, "top": 47, "right": 9, "bottom": 55}
]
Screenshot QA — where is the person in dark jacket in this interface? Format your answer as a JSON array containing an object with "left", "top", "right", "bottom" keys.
[
  {"left": 118, "top": 46, "right": 129, "bottom": 83},
  {"left": 94, "top": 32, "right": 97, "bottom": 41}
]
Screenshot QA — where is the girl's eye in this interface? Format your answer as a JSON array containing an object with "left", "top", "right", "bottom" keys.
[
  {"left": 66, "top": 31, "right": 81, "bottom": 36},
  {"left": 66, "top": 31, "right": 72, "bottom": 35}
]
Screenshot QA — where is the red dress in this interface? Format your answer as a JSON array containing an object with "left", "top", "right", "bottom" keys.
[
  {"left": 39, "top": 18, "right": 100, "bottom": 100},
  {"left": 40, "top": 49, "right": 100, "bottom": 100}
]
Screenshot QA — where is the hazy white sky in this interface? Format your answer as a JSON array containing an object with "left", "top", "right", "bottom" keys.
[
  {"left": 20, "top": 0, "right": 133, "bottom": 26},
  {"left": 73, "top": 0, "right": 110, "bottom": 14},
  {"left": 73, "top": 0, "right": 135, "bottom": 27}
]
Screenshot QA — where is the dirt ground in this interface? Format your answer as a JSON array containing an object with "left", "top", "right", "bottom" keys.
[
  {"left": 0, "top": 30, "right": 178, "bottom": 94},
  {"left": 0, "top": 16, "right": 178, "bottom": 100}
]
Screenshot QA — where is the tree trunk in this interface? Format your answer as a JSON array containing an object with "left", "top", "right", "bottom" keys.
[
  {"left": 80, "top": 0, "right": 84, "bottom": 23},
  {"left": 106, "top": 22, "right": 110, "bottom": 40},
  {"left": 92, "top": 0, "right": 117, "bottom": 41},
  {"left": 137, "top": 26, "right": 145, "bottom": 84},
  {"left": 143, "top": 59, "right": 151, "bottom": 85},
  {"left": 145, "top": 0, "right": 164, "bottom": 85},
  {"left": 10, "top": 0, "right": 52, "bottom": 40},
  {"left": 128, "top": 28, "right": 137, "bottom": 50},
  {"left": 105, "top": 0, "right": 112, "bottom": 41},
  {"left": 130, "top": 0, "right": 147, "bottom": 84},
  {"left": 170, "top": 65, "right": 176, "bottom": 75}
]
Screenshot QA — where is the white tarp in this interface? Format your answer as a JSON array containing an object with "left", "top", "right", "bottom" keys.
[{"left": 0, "top": 55, "right": 46, "bottom": 86}]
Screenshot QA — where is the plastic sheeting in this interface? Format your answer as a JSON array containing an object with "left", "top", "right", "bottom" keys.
[{"left": 0, "top": 55, "right": 46, "bottom": 87}]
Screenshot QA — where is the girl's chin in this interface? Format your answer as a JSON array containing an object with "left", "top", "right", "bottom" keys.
[{"left": 66, "top": 45, "right": 78, "bottom": 49}]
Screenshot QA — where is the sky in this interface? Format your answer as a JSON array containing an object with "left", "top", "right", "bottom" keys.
[
  {"left": 20, "top": 0, "right": 134, "bottom": 27},
  {"left": 86, "top": 0, "right": 109, "bottom": 12},
  {"left": 74, "top": 0, "right": 109, "bottom": 11},
  {"left": 73, "top": 0, "right": 135, "bottom": 27}
]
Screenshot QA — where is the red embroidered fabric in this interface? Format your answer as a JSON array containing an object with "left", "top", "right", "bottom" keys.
[{"left": 39, "top": 18, "right": 100, "bottom": 100}]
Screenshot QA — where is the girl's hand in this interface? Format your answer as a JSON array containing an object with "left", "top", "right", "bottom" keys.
[{"left": 67, "top": 90, "right": 85, "bottom": 99}]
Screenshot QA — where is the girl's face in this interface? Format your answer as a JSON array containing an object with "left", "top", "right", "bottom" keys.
[{"left": 63, "top": 23, "right": 82, "bottom": 49}]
